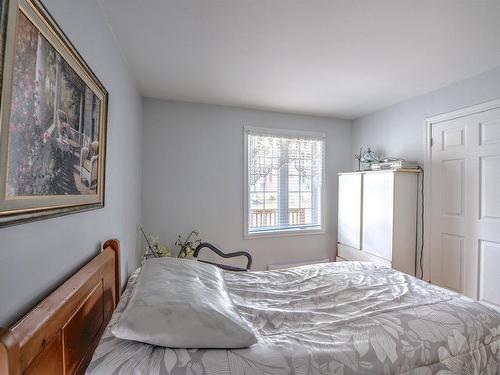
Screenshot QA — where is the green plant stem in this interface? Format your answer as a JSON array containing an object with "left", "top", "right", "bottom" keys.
[{"left": 139, "top": 226, "right": 157, "bottom": 257}]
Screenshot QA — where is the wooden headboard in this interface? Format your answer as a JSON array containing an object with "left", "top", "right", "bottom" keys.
[{"left": 0, "top": 239, "right": 121, "bottom": 375}]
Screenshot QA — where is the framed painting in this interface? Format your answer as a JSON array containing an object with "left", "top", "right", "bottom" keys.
[{"left": 0, "top": 0, "right": 108, "bottom": 227}]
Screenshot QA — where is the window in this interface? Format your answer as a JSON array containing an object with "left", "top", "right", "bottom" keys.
[{"left": 245, "top": 127, "right": 325, "bottom": 236}]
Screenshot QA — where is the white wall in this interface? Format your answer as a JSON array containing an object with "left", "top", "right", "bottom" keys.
[
  {"left": 0, "top": 0, "right": 143, "bottom": 326},
  {"left": 352, "top": 66, "right": 500, "bottom": 166},
  {"left": 351, "top": 65, "right": 500, "bottom": 279},
  {"left": 142, "top": 99, "right": 351, "bottom": 270}
]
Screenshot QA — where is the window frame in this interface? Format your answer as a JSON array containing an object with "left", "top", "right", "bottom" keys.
[{"left": 243, "top": 126, "right": 326, "bottom": 239}]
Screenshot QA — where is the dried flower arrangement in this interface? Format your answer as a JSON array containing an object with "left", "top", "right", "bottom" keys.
[
  {"left": 175, "top": 230, "right": 202, "bottom": 258},
  {"left": 138, "top": 225, "right": 202, "bottom": 259},
  {"left": 138, "top": 224, "right": 171, "bottom": 258}
]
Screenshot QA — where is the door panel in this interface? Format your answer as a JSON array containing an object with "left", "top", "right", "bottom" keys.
[
  {"left": 362, "top": 172, "right": 393, "bottom": 261},
  {"left": 480, "top": 120, "right": 500, "bottom": 145},
  {"left": 440, "top": 234, "right": 463, "bottom": 292},
  {"left": 430, "top": 106, "right": 500, "bottom": 305},
  {"left": 431, "top": 116, "right": 474, "bottom": 297},
  {"left": 480, "top": 156, "right": 500, "bottom": 220},
  {"left": 480, "top": 240, "right": 500, "bottom": 309},
  {"left": 441, "top": 158, "right": 465, "bottom": 216},
  {"left": 338, "top": 174, "right": 362, "bottom": 249},
  {"left": 442, "top": 127, "right": 466, "bottom": 150}
]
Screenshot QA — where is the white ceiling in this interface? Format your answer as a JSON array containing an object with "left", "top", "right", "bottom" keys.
[{"left": 98, "top": 0, "right": 500, "bottom": 119}]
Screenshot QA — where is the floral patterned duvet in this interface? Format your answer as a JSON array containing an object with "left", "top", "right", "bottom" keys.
[{"left": 86, "top": 261, "right": 500, "bottom": 374}]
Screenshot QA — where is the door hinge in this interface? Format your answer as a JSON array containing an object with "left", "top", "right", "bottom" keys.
[{"left": 430, "top": 137, "right": 434, "bottom": 147}]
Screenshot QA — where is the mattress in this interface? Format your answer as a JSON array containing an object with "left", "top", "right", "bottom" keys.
[{"left": 86, "top": 261, "right": 500, "bottom": 374}]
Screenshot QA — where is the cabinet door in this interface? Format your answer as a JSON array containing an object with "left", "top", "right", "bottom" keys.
[
  {"left": 362, "top": 172, "right": 394, "bottom": 260},
  {"left": 338, "top": 174, "right": 362, "bottom": 249}
]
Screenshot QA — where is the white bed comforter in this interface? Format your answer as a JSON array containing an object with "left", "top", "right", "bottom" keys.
[{"left": 86, "top": 261, "right": 500, "bottom": 375}]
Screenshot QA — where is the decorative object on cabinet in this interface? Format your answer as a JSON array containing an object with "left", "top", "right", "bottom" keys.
[
  {"left": 0, "top": 0, "right": 108, "bottom": 227},
  {"left": 360, "top": 148, "right": 379, "bottom": 170},
  {"left": 354, "top": 147, "right": 363, "bottom": 171},
  {"left": 371, "top": 158, "right": 419, "bottom": 170},
  {"left": 337, "top": 169, "right": 421, "bottom": 275}
]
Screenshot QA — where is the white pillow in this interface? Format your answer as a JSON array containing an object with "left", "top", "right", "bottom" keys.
[{"left": 111, "top": 257, "right": 257, "bottom": 348}]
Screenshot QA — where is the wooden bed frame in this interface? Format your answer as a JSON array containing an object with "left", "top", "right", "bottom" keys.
[{"left": 0, "top": 239, "right": 121, "bottom": 375}]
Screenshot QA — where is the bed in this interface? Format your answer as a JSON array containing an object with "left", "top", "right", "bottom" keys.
[
  {"left": 0, "top": 239, "right": 120, "bottom": 375},
  {"left": 87, "top": 258, "right": 500, "bottom": 374},
  {"left": 1, "top": 240, "right": 499, "bottom": 375}
]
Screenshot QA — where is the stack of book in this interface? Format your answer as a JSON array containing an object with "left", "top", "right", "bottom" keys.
[{"left": 371, "top": 159, "right": 419, "bottom": 170}]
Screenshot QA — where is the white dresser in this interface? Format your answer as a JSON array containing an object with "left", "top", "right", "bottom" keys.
[{"left": 337, "top": 169, "right": 419, "bottom": 275}]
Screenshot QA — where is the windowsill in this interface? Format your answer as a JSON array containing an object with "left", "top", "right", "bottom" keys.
[{"left": 244, "top": 227, "right": 326, "bottom": 239}]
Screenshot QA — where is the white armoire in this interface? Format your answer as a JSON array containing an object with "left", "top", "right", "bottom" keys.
[{"left": 337, "top": 169, "right": 420, "bottom": 276}]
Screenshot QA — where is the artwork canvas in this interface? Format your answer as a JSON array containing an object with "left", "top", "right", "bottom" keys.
[{"left": 0, "top": 0, "right": 108, "bottom": 226}]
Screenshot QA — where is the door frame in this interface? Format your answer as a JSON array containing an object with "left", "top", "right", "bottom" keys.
[{"left": 424, "top": 98, "right": 500, "bottom": 284}]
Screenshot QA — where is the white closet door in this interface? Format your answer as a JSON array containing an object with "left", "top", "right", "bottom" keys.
[
  {"left": 430, "top": 116, "right": 469, "bottom": 294},
  {"left": 362, "top": 172, "right": 394, "bottom": 261},
  {"left": 430, "top": 106, "right": 500, "bottom": 307},
  {"left": 338, "top": 174, "right": 362, "bottom": 249}
]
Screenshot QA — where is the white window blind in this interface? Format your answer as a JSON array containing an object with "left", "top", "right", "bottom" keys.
[{"left": 245, "top": 127, "right": 325, "bottom": 235}]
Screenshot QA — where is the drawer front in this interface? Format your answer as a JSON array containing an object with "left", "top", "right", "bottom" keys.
[
  {"left": 361, "top": 172, "right": 394, "bottom": 261},
  {"left": 338, "top": 243, "right": 392, "bottom": 268},
  {"left": 338, "top": 173, "right": 362, "bottom": 249}
]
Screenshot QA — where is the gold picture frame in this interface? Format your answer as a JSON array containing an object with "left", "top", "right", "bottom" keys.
[{"left": 0, "top": 0, "right": 108, "bottom": 227}]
